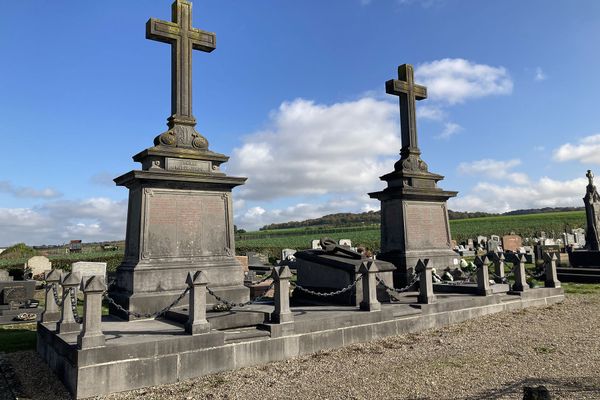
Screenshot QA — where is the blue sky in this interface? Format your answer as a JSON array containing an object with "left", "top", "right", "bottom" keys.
[{"left": 1, "top": 0, "right": 599, "bottom": 245}]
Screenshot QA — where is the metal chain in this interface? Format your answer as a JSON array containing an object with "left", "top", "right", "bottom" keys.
[
  {"left": 527, "top": 269, "right": 546, "bottom": 280},
  {"left": 491, "top": 272, "right": 509, "bottom": 283},
  {"left": 376, "top": 275, "right": 419, "bottom": 293},
  {"left": 207, "top": 281, "right": 275, "bottom": 309},
  {"left": 70, "top": 288, "right": 83, "bottom": 324},
  {"left": 103, "top": 287, "right": 189, "bottom": 319},
  {"left": 51, "top": 283, "right": 63, "bottom": 307},
  {"left": 290, "top": 275, "right": 362, "bottom": 297}
]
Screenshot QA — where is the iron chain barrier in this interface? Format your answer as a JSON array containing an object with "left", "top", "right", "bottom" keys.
[
  {"left": 290, "top": 274, "right": 362, "bottom": 298},
  {"left": 51, "top": 283, "right": 63, "bottom": 307},
  {"left": 103, "top": 287, "right": 190, "bottom": 319},
  {"left": 207, "top": 280, "right": 275, "bottom": 311},
  {"left": 376, "top": 274, "right": 419, "bottom": 294},
  {"left": 70, "top": 288, "right": 83, "bottom": 324}
]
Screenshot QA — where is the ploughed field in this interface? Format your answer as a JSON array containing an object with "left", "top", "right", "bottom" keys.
[{"left": 235, "top": 211, "right": 586, "bottom": 257}]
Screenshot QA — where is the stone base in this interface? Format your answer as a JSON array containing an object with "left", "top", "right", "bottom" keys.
[
  {"left": 38, "top": 288, "right": 564, "bottom": 399},
  {"left": 557, "top": 266, "right": 600, "bottom": 283},
  {"left": 0, "top": 307, "right": 42, "bottom": 324},
  {"left": 568, "top": 250, "right": 600, "bottom": 268},
  {"left": 379, "top": 248, "right": 460, "bottom": 287}
]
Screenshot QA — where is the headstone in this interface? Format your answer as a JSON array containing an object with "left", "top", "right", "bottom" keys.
[
  {"left": 543, "top": 238, "right": 556, "bottom": 246},
  {"left": 338, "top": 239, "right": 352, "bottom": 247},
  {"left": 72, "top": 262, "right": 107, "bottom": 280},
  {"left": 311, "top": 239, "right": 322, "bottom": 250},
  {"left": 487, "top": 235, "right": 503, "bottom": 252},
  {"left": 369, "top": 64, "right": 459, "bottom": 287},
  {"left": 281, "top": 248, "right": 296, "bottom": 260},
  {"left": 0, "top": 270, "right": 11, "bottom": 282},
  {"left": 467, "top": 239, "right": 475, "bottom": 251},
  {"left": 451, "top": 240, "right": 457, "bottom": 249},
  {"left": 25, "top": 256, "right": 52, "bottom": 277},
  {"left": 108, "top": 0, "right": 250, "bottom": 318},
  {"left": 573, "top": 228, "right": 586, "bottom": 248},
  {"left": 583, "top": 170, "right": 600, "bottom": 250},
  {"left": 502, "top": 235, "right": 522, "bottom": 253}
]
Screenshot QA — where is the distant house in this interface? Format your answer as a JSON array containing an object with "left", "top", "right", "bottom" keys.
[{"left": 69, "top": 240, "right": 83, "bottom": 253}]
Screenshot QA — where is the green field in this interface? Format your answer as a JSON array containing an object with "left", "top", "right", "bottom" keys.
[{"left": 236, "top": 211, "right": 586, "bottom": 257}]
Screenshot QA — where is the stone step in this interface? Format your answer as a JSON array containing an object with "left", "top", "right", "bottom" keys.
[
  {"left": 165, "top": 307, "right": 269, "bottom": 330},
  {"left": 223, "top": 326, "right": 271, "bottom": 344},
  {"left": 556, "top": 272, "right": 600, "bottom": 283},
  {"left": 557, "top": 267, "right": 600, "bottom": 275}
]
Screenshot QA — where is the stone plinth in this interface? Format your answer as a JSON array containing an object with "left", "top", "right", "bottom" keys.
[{"left": 109, "top": 147, "right": 249, "bottom": 319}]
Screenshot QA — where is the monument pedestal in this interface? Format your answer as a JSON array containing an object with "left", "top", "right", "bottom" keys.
[
  {"left": 109, "top": 146, "right": 249, "bottom": 320},
  {"left": 369, "top": 155, "right": 459, "bottom": 287}
]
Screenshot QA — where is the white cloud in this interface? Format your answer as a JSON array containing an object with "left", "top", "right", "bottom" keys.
[
  {"left": 553, "top": 134, "right": 600, "bottom": 164},
  {"left": 0, "top": 197, "right": 127, "bottom": 246},
  {"left": 436, "top": 122, "right": 462, "bottom": 139},
  {"left": 0, "top": 180, "right": 61, "bottom": 199},
  {"left": 417, "top": 104, "right": 446, "bottom": 121},
  {"left": 228, "top": 97, "right": 399, "bottom": 201},
  {"left": 534, "top": 67, "right": 547, "bottom": 82},
  {"left": 415, "top": 58, "right": 513, "bottom": 105},
  {"left": 457, "top": 158, "right": 529, "bottom": 184},
  {"left": 449, "top": 176, "right": 587, "bottom": 213}
]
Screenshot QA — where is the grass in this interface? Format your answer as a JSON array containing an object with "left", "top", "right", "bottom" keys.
[
  {"left": 562, "top": 282, "right": 600, "bottom": 295},
  {"left": 0, "top": 323, "right": 37, "bottom": 352}
]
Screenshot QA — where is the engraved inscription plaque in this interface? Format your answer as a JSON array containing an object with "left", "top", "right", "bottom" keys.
[
  {"left": 404, "top": 202, "right": 450, "bottom": 250},
  {"left": 2, "top": 286, "right": 26, "bottom": 303},
  {"left": 165, "top": 158, "right": 211, "bottom": 173},
  {"left": 144, "top": 190, "right": 228, "bottom": 258}
]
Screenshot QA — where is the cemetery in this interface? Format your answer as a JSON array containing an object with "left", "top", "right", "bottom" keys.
[{"left": 1, "top": 1, "right": 599, "bottom": 399}]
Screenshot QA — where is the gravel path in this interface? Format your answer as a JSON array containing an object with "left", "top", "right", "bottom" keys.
[{"left": 5, "top": 293, "right": 600, "bottom": 400}]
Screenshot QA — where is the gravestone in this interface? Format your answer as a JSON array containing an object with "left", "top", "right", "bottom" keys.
[
  {"left": 487, "top": 235, "right": 503, "bottom": 253},
  {"left": 0, "top": 270, "right": 11, "bottom": 282},
  {"left": 311, "top": 239, "right": 322, "bottom": 250},
  {"left": 369, "top": 64, "right": 458, "bottom": 286},
  {"left": 72, "top": 262, "right": 107, "bottom": 280},
  {"left": 467, "top": 239, "right": 474, "bottom": 251},
  {"left": 108, "top": 0, "right": 249, "bottom": 318},
  {"left": 25, "top": 256, "right": 52, "bottom": 278},
  {"left": 281, "top": 248, "right": 296, "bottom": 260},
  {"left": 573, "top": 228, "right": 586, "bottom": 247},
  {"left": 502, "top": 235, "right": 522, "bottom": 253},
  {"left": 338, "top": 239, "right": 352, "bottom": 247},
  {"left": 477, "top": 236, "right": 488, "bottom": 247}
]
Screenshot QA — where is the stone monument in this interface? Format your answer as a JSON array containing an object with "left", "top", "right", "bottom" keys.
[
  {"left": 569, "top": 170, "right": 600, "bottom": 270},
  {"left": 369, "top": 64, "right": 459, "bottom": 286},
  {"left": 109, "top": 0, "right": 249, "bottom": 318}
]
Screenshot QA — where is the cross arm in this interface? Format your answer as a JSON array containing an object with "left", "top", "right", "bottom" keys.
[
  {"left": 385, "top": 80, "right": 427, "bottom": 100},
  {"left": 188, "top": 28, "right": 216, "bottom": 52},
  {"left": 146, "top": 18, "right": 180, "bottom": 43}
]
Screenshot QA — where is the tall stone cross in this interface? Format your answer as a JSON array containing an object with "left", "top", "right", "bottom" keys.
[
  {"left": 385, "top": 64, "right": 427, "bottom": 157},
  {"left": 146, "top": 0, "right": 215, "bottom": 148}
]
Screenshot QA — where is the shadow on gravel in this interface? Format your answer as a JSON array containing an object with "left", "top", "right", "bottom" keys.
[{"left": 463, "top": 377, "right": 600, "bottom": 400}]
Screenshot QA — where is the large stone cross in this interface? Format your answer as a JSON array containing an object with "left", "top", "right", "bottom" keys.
[
  {"left": 385, "top": 64, "right": 427, "bottom": 156},
  {"left": 146, "top": 0, "right": 215, "bottom": 134}
]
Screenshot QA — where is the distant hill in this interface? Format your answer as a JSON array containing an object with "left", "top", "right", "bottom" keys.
[{"left": 258, "top": 207, "right": 585, "bottom": 231}]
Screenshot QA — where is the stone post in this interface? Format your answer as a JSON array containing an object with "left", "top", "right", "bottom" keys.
[
  {"left": 77, "top": 276, "right": 107, "bottom": 349},
  {"left": 543, "top": 253, "right": 561, "bottom": 288},
  {"left": 511, "top": 254, "right": 530, "bottom": 292},
  {"left": 272, "top": 266, "right": 293, "bottom": 323},
  {"left": 415, "top": 259, "right": 436, "bottom": 304},
  {"left": 42, "top": 269, "right": 62, "bottom": 323},
  {"left": 185, "top": 271, "right": 211, "bottom": 335},
  {"left": 57, "top": 272, "right": 81, "bottom": 334},
  {"left": 491, "top": 252, "right": 505, "bottom": 279},
  {"left": 474, "top": 256, "right": 493, "bottom": 296},
  {"left": 359, "top": 261, "right": 381, "bottom": 312}
]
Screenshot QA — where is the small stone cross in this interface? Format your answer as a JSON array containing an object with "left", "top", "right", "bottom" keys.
[
  {"left": 146, "top": 0, "right": 215, "bottom": 148},
  {"left": 385, "top": 64, "right": 427, "bottom": 154}
]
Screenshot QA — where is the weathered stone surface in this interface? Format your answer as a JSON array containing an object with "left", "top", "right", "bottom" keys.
[
  {"left": 369, "top": 64, "right": 458, "bottom": 287},
  {"left": 72, "top": 262, "right": 106, "bottom": 281},
  {"left": 25, "top": 256, "right": 52, "bottom": 277},
  {"left": 502, "top": 235, "right": 522, "bottom": 253},
  {"left": 0, "top": 270, "right": 10, "bottom": 281}
]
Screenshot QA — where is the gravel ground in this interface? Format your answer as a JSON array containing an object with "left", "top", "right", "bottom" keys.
[{"left": 5, "top": 293, "right": 600, "bottom": 400}]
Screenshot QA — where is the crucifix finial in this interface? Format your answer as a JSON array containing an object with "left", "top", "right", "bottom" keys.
[
  {"left": 385, "top": 64, "right": 429, "bottom": 173},
  {"left": 146, "top": 0, "right": 216, "bottom": 150}
]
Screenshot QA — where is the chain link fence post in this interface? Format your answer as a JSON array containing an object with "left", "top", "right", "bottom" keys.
[
  {"left": 359, "top": 261, "right": 380, "bottom": 312},
  {"left": 185, "top": 271, "right": 211, "bottom": 335},
  {"left": 57, "top": 272, "right": 81, "bottom": 334},
  {"left": 42, "top": 269, "right": 62, "bottom": 323},
  {"left": 272, "top": 266, "right": 293, "bottom": 323},
  {"left": 543, "top": 252, "right": 561, "bottom": 288},
  {"left": 416, "top": 259, "right": 436, "bottom": 304},
  {"left": 474, "top": 256, "right": 493, "bottom": 296},
  {"left": 511, "top": 254, "right": 530, "bottom": 292},
  {"left": 77, "top": 276, "right": 107, "bottom": 349}
]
